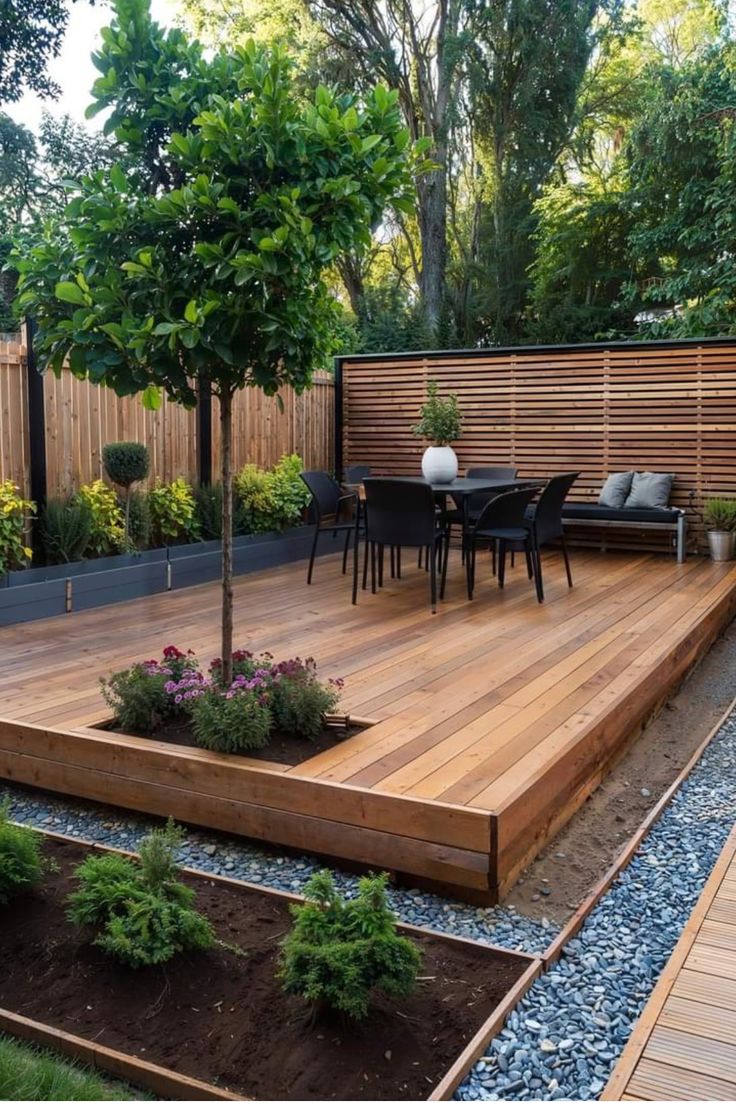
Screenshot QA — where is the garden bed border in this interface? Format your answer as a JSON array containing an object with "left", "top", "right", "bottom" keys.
[
  {"left": 0, "top": 525, "right": 329, "bottom": 625},
  {"left": 0, "top": 827, "right": 542, "bottom": 1102}
]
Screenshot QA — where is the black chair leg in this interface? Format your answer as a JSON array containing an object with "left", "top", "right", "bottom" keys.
[
  {"left": 429, "top": 540, "right": 437, "bottom": 612},
  {"left": 561, "top": 533, "right": 573, "bottom": 588},
  {"left": 533, "top": 537, "right": 544, "bottom": 603},
  {"left": 491, "top": 540, "right": 497, "bottom": 576},
  {"left": 417, "top": 547, "right": 423, "bottom": 568},
  {"left": 390, "top": 545, "right": 395, "bottom": 579},
  {"left": 498, "top": 539, "right": 507, "bottom": 589},
  {"left": 396, "top": 546, "right": 402, "bottom": 578},
  {"left": 378, "top": 544, "right": 384, "bottom": 587},
  {"left": 370, "top": 541, "right": 377, "bottom": 594},
  {"left": 362, "top": 533, "right": 369, "bottom": 590},
  {"left": 439, "top": 533, "right": 449, "bottom": 599},
  {"left": 342, "top": 527, "right": 351, "bottom": 574},
  {"left": 525, "top": 547, "right": 533, "bottom": 579},
  {"left": 307, "top": 524, "right": 320, "bottom": 584},
  {"left": 351, "top": 525, "right": 360, "bottom": 604},
  {"left": 465, "top": 538, "right": 473, "bottom": 600}
]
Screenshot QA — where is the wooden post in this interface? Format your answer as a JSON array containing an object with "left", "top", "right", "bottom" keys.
[
  {"left": 24, "top": 317, "right": 47, "bottom": 552},
  {"left": 333, "top": 356, "right": 343, "bottom": 480}
]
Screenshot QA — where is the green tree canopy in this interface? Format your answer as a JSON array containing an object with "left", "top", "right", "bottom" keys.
[{"left": 15, "top": 0, "right": 425, "bottom": 677}]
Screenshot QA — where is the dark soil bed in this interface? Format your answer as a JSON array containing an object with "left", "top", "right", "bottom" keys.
[
  {"left": 0, "top": 837, "right": 530, "bottom": 1100},
  {"left": 103, "top": 715, "right": 366, "bottom": 767}
]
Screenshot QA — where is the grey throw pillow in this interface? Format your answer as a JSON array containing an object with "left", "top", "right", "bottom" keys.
[
  {"left": 624, "top": 471, "right": 674, "bottom": 510},
  {"left": 598, "top": 472, "right": 634, "bottom": 509}
]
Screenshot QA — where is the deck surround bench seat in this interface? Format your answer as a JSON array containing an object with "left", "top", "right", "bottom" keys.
[{"left": 561, "top": 503, "right": 687, "bottom": 563}]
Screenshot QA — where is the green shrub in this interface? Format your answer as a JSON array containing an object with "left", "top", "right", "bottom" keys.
[
  {"left": 270, "top": 658, "right": 341, "bottom": 740},
  {"left": 0, "top": 799, "right": 46, "bottom": 904},
  {"left": 127, "top": 489, "right": 151, "bottom": 549},
  {"left": 100, "top": 646, "right": 198, "bottom": 734},
  {"left": 194, "top": 482, "right": 247, "bottom": 540},
  {"left": 148, "top": 477, "right": 200, "bottom": 546},
  {"left": 0, "top": 480, "right": 34, "bottom": 575},
  {"left": 102, "top": 443, "right": 150, "bottom": 489},
  {"left": 67, "top": 820, "right": 215, "bottom": 968},
  {"left": 279, "top": 869, "right": 422, "bottom": 1019},
  {"left": 103, "top": 443, "right": 151, "bottom": 549},
  {"left": 411, "top": 380, "right": 462, "bottom": 446},
  {"left": 189, "top": 681, "right": 272, "bottom": 753},
  {"left": 234, "top": 453, "right": 310, "bottom": 534},
  {"left": 704, "top": 497, "right": 736, "bottom": 531},
  {"left": 40, "top": 498, "right": 92, "bottom": 564},
  {"left": 74, "top": 480, "right": 124, "bottom": 557}
]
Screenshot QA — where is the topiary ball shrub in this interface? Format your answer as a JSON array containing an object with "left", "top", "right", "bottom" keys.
[
  {"left": 66, "top": 819, "right": 215, "bottom": 968},
  {"left": 102, "top": 443, "right": 150, "bottom": 489},
  {"left": 279, "top": 869, "right": 422, "bottom": 1020},
  {"left": 0, "top": 799, "right": 47, "bottom": 905}
]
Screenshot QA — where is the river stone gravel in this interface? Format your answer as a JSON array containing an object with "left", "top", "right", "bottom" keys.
[
  {"left": 0, "top": 783, "right": 553, "bottom": 955},
  {"left": 2, "top": 705, "right": 735, "bottom": 1101},
  {"left": 457, "top": 710, "right": 736, "bottom": 1101}
]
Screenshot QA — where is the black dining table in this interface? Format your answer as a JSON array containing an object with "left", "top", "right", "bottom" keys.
[{"left": 360, "top": 475, "right": 545, "bottom": 529}]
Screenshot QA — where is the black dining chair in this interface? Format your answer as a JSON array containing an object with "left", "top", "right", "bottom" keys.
[
  {"left": 440, "top": 465, "right": 520, "bottom": 564},
  {"left": 358, "top": 479, "right": 449, "bottom": 612},
  {"left": 465, "top": 487, "right": 540, "bottom": 601},
  {"left": 523, "top": 472, "right": 580, "bottom": 601},
  {"left": 343, "top": 464, "right": 371, "bottom": 485},
  {"left": 300, "top": 470, "right": 358, "bottom": 585}
]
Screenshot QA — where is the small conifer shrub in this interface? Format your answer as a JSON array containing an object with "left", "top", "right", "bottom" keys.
[
  {"left": 279, "top": 869, "right": 421, "bottom": 1019},
  {"left": 0, "top": 799, "right": 47, "bottom": 904},
  {"left": 67, "top": 820, "right": 215, "bottom": 967}
]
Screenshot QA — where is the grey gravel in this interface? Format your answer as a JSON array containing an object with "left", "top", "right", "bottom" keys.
[{"left": 457, "top": 709, "right": 736, "bottom": 1101}]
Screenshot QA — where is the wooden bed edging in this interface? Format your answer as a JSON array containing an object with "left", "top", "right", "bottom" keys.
[
  {"left": 0, "top": 1008, "right": 241, "bottom": 1101},
  {"left": 0, "top": 827, "right": 541, "bottom": 1102},
  {"left": 541, "top": 690, "right": 736, "bottom": 968}
]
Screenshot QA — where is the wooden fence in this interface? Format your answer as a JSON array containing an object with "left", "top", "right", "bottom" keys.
[
  {"left": 0, "top": 334, "right": 334, "bottom": 501},
  {"left": 339, "top": 339, "right": 736, "bottom": 552}
]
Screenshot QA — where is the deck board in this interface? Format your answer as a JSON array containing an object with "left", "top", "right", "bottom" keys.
[
  {"left": 1, "top": 548, "right": 735, "bottom": 900},
  {"left": 604, "top": 827, "right": 736, "bottom": 1100}
]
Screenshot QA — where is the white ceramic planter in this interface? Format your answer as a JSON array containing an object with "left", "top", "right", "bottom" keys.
[
  {"left": 421, "top": 445, "right": 458, "bottom": 484},
  {"left": 707, "top": 530, "right": 735, "bottom": 562}
]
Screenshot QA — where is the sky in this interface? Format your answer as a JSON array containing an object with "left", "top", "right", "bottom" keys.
[{"left": 8, "top": 0, "right": 180, "bottom": 135}]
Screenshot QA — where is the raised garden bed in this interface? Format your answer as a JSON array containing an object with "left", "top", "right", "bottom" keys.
[
  {"left": 0, "top": 833, "right": 540, "bottom": 1101},
  {"left": 0, "top": 525, "right": 331, "bottom": 625}
]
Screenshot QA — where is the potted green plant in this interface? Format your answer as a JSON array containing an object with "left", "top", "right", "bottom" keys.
[
  {"left": 703, "top": 497, "right": 736, "bottom": 561},
  {"left": 411, "top": 380, "right": 463, "bottom": 483}
]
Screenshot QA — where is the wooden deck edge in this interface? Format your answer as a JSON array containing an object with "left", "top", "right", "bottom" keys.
[
  {"left": 1, "top": 828, "right": 540, "bottom": 1102},
  {"left": 601, "top": 824, "right": 736, "bottom": 1101},
  {"left": 428, "top": 958, "right": 543, "bottom": 1100},
  {"left": 0, "top": 1007, "right": 242, "bottom": 1101},
  {"left": 495, "top": 575, "right": 736, "bottom": 896},
  {"left": 542, "top": 690, "right": 736, "bottom": 968}
]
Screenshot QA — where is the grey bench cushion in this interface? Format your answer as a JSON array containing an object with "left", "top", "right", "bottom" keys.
[
  {"left": 624, "top": 471, "right": 674, "bottom": 510},
  {"left": 598, "top": 472, "right": 634, "bottom": 509},
  {"left": 562, "top": 504, "right": 681, "bottom": 524}
]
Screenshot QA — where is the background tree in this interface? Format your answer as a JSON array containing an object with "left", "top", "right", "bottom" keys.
[
  {"left": 15, "top": 0, "right": 424, "bottom": 682},
  {"left": 0, "top": 0, "right": 90, "bottom": 103}
]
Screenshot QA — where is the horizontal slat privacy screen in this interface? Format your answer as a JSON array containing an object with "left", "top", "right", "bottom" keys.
[{"left": 339, "top": 341, "right": 736, "bottom": 552}]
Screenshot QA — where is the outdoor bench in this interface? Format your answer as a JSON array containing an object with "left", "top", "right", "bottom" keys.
[{"left": 561, "top": 503, "right": 687, "bottom": 563}]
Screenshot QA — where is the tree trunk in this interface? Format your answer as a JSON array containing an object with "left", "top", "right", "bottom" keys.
[
  {"left": 220, "top": 388, "right": 234, "bottom": 685},
  {"left": 417, "top": 140, "right": 448, "bottom": 338}
]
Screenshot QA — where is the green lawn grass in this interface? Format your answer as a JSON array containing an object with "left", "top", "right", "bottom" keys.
[{"left": 0, "top": 1033, "right": 145, "bottom": 1100}]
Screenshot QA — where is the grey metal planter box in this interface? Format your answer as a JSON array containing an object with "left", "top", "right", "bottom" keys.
[{"left": 0, "top": 526, "right": 329, "bottom": 624}]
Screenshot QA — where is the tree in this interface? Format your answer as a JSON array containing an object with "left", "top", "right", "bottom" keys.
[
  {"left": 15, "top": 0, "right": 423, "bottom": 683},
  {"left": 0, "top": 0, "right": 80, "bottom": 103},
  {"left": 620, "top": 44, "right": 736, "bottom": 336}
]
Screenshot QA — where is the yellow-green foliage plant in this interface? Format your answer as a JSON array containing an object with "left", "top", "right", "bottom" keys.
[
  {"left": 0, "top": 799, "right": 47, "bottom": 904},
  {"left": 234, "top": 453, "right": 310, "bottom": 533},
  {"left": 75, "top": 480, "right": 124, "bottom": 557},
  {"left": 0, "top": 480, "right": 34, "bottom": 575},
  {"left": 148, "top": 477, "right": 200, "bottom": 546}
]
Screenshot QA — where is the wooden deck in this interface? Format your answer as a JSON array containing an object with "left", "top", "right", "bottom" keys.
[
  {"left": 1, "top": 548, "right": 736, "bottom": 901},
  {"left": 604, "top": 826, "right": 736, "bottom": 1101}
]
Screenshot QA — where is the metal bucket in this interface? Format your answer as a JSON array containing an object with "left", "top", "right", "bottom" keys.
[{"left": 707, "top": 530, "right": 735, "bottom": 561}]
